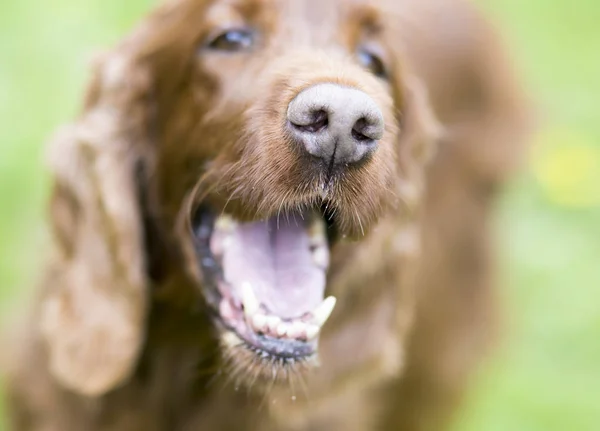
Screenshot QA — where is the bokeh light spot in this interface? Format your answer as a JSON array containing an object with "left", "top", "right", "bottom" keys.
[{"left": 531, "top": 126, "right": 600, "bottom": 208}]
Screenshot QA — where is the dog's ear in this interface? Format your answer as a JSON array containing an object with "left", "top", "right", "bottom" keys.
[
  {"left": 449, "top": 31, "right": 532, "bottom": 188},
  {"left": 39, "top": 50, "right": 159, "bottom": 397}
]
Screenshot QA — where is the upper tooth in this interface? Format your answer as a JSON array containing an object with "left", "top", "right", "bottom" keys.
[
  {"left": 313, "top": 296, "right": 337, "bottom": 327},
  {"left": 215, "top": 215, "right": 236, "bottom": 232},
  {"left": 309, "top": 219, "right": 327, "bottom": 246},
  {"left": 312, "top": 246, "right": 329, "bottom": 269},
  {"left": 241, "top": 282, "right": 259, "bottom": 317}
]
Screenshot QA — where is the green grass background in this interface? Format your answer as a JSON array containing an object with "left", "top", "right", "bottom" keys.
[{"left": 1, "top": 1, "right": 598, "bottom": 429}]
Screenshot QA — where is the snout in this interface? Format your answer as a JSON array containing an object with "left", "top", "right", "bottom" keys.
[{"left": 287, "top": 83, "right": 385, "bottom": 166}]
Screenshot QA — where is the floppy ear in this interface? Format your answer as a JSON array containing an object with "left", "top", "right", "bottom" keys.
[
  {"left": 449, "top": 35, "right": 532, "bottom": 187},
  {"left": 39, "top": 51, "right": 158, "bottom": 396}
]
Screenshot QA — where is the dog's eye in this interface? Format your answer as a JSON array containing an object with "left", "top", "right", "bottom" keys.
[
  {"left": 357, "top": 48, "right": 387, "bottom": 79},
  {"left": 206, "top": 29, "right": 254, "bottom": 52}
]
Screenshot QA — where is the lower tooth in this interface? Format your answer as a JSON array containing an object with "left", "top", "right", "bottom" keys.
[
  {"left": 276, "top": 323, "right": 289, "bottom": 338},
  {"left": 266, "top": 316, "right": 281, "bottom": 335},
  {"left": 287, "top": 321, "right": 306, "bottom": 339},
  {"left": 252, "top": 314, "right": 267, "bottom": 332}
]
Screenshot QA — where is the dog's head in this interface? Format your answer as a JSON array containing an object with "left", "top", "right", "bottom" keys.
[{"left": 41, "top": 0, "right": 438, "bottom": 396}]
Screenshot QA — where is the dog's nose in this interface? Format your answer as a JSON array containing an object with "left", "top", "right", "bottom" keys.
[{"left": 287, "top": 83, "right": 384, "bottom": 166}]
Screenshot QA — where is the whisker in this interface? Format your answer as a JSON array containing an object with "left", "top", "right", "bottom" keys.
[
  {"left": 293, "top": 367, "right": 310, "bottom": 402},
  {"left": 355, "top": 208, "right": 365, "bottom": 236},
  {"left": 277, "top": 190, "right": 292, "bottom": 229},
  {"left": 221, "top": 183, "right": 245, "bottom": 216},
  {"left": 245, "top": 356, "right": 262, "bottom": 396}
]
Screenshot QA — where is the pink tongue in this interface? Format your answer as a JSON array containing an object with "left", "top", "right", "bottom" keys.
[{"left": 222, "top": 215, "right": 326, "bottom": 319}]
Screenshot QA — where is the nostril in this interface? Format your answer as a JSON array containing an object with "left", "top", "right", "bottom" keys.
[
  {"left": 351, "top": 129, "right": 371, "bottom": 142},
  {"left": 351, "top": 118, "right": 373, "bottom": 142},
  {"left": 290, "top": 109, "right": 328, "bottom": 133}
]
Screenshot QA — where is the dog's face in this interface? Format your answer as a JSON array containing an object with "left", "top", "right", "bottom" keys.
[{"left": 134, "top": 0, "right": 433, "bottom": 387}]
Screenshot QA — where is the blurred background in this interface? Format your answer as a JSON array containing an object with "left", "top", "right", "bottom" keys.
[{"left": 0, "top": 0, "right": 598, "bottom": 430}]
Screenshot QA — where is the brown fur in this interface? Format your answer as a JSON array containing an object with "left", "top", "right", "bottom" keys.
[{"left": 2, "top": 0, "right": 529, "bottom": 430}]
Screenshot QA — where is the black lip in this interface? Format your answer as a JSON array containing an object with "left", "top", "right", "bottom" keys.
[
  {"left": 191, "top": 206, "right": 222, "bottom": 311},
  {"left": 245, "top": 335, "right": 316, "bottom": 360},
  {"left": 190, "top": 205, "right": 319, "bottom": 361}
]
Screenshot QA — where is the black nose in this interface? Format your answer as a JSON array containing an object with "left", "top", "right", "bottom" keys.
[{"left": 287, "top": 83, "right": 385, "bottom": 166}]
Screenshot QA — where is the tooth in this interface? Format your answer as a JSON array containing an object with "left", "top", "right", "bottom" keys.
[
  {"left": 305, "top": 324, "right": 320, "bottom": 340},
  {"left": 309, "top": 219, "right": 327, "bottom": 246},
  {"left": 312, "top": 246, "right": 329, "bottom": 269},
  {"left": 215, "top": 215, "right": 236, "bottom": 232},
  {"left": 313, "top": 296, "right": 337, "bottom": 327},
  {"left": 266, "top": 315, "right": 281, "bottom": 335},
  {"left": 241, "top": 282, "right": 259, "bottom": 317},
  {"left": 276, "top": 322, "right": 289, "bottom": 338},
  {"left": 252, "top": 313, "right": 267, "bottom": 332},
  {"left": 287, "top": 321, "right": 306, "bottom": 340}
]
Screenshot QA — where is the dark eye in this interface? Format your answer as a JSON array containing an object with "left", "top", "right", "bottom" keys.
[
  {"left": 206, "top": 28, "right": 254, "bottom": 52},
  {"left": 357, "top": 48, "right": 387, "bottom": 79}
]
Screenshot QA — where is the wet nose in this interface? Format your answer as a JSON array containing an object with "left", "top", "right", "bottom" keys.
[{"left": 287, "top": 83, "right": 385, "bottom": 166}]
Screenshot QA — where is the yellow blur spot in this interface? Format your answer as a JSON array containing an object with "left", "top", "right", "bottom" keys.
[{"left": 531, "top": 127, "right": 600, "bottom": 208}]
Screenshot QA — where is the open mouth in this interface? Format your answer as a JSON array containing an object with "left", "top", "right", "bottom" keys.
[{"left": 191, "top": 206, "right": 337, "bottom": 362}]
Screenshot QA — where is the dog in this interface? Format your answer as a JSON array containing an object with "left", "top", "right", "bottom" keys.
[{"left": 3, "top": 0, "right": 529, "bottom": 429}]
